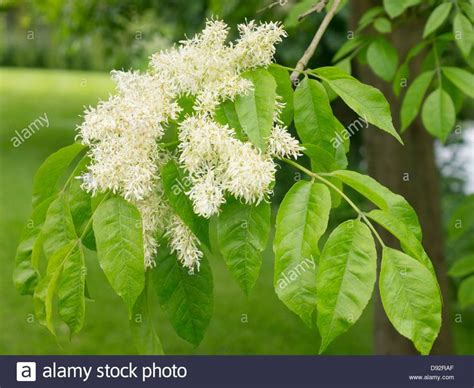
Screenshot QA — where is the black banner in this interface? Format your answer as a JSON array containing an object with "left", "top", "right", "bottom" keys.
[{"left": 1, "top": 356, "right": 473, "bottom": 387}]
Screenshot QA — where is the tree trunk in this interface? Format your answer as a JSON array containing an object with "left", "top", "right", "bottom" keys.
[{"left": 350, "top": 1, "right": 453, "bottom": 354}]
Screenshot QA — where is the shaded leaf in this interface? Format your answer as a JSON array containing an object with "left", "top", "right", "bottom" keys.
[
  {"left": 401, "top": 71, "right": 434, "bottom": 132},
  {"left": 217, "top": 199, "right": 271, "bottom": 295},
  {"left": 458, "top": 276, "right": 474, "bottom": 309},
  {"left": 423, "top": 3, "right": 452, "bottom": 38},
  {"left": 58, "top": 243, "right": 86, "bottom": 335},
  {"left": 268, "top": 64, "right": 294, "bottom": 127},
  {"left": 161, "top": 160, "right": 209, "bottom": 246},
  {"left": 367, "top": 37, "right": 399, "bottom": 81},
  {"left": 130, "top": 283, "right": 164, "bottom": 355},
  {"left": 448, "top": 254, "right": 474, "bottom": 278},
  {"left": 151, "top": 242, "right": 213, "bottom": 346}
]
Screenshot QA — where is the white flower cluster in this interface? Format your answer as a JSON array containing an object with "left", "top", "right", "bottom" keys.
[{"left": 77, "top": 19, "right": 302, "bottom": 271}]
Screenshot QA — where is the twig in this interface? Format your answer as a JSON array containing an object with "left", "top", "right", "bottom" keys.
[
  {"left": 290, "top": 0, "right": 341, "bottom": 85},
  {"left": 297, "top": 0, "right": 327, "bottom": 21}
]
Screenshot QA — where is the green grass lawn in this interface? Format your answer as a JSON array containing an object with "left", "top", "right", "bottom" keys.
[{"left": 0, "top": 67, "right": 375, "bottom": 355}]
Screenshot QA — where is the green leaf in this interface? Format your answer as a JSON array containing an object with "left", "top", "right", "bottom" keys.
[
  {"left": 41, "top": 193, "right": 77, "bottom": 258},
  {"left": 67, "top": 158, "right": 93, "bottom": 237},
  {"left": 443, "top": 76, "right": 466, "bottom": 114},
  {"left": 274, "top": 181, "right": 331, "bottom": 327},
  {"left": 393, "top": 40, "right": 429, "bottom": 97},
  {"left": 284, "top": 0, "right": 317, "bottom": 28},
  {"left": 67, "top": 176, "right": 96, "bottom": 250},
  {"left": 453, "top": 12, "right": 473, "bottom": 56},
  {"left": 58, "top": 243, "right": 86, "bottom": 335},
  {"left": 358, "top": 7, "right": 384, "bottom": 30},
  {"left": 366, "top": 209, "right": 437, "bottom": 279},
  {"left": 334, "top": 118, "right": 350, "bottom": 153},
  {"left": 294, "top": 77, "right": 336, "bottom": 147},
  {"left": 373, "top": 17, "right": 392, "bottom": 33},
  {"left": 303, "top": 143, "right": 347, "bottom": 172},
  {"left": 217, "top": 199, "right": 271, "bottom": 295},
  {"left": 421, "top": 88, "right": 455, "bottom": 142},
  {"left": 32, "top": 142, "right": 86, "bottom": 213},
  {"left": 423, "top": 3, "right": 453, "bottom": 38},
  {"left": 33, "top": 242, "right": 75, "bottom": 335},
  {"left": 367, "top": 37, "right": 399, "bottom": 81},
  {"left": 14, "top": 144, "right": 86, "bottom": 294},
  {"left": 13, "top": 225, "right": 41, "bottom": 295},
  {"left": 383, "top": 0, "right": 421, "bottom": 19},
  {"left": 151, "top": 242, "right": 213, "bottom": 346},
  {"left": 313, "top": 67, "right": 402, "bottom": 144},
  {"left": 333, "top": 36, "right": 366, "bottom": 63},
  {"left": 93, "top": 197, "right": 145, "bottom": 317},
  {"left": 460, "top": 1, "right": 474, "bottom": 22},
  {"left": 214, "top": 100, "right": 245, "bottom": 140},
  {"left": 317, "top": 220, "right": 376, "bottom": 353},
  {"left": 442, "top": 66, "right": 474, "bottom": 98},
  {"left": 448, "top": 254, "right": 474, "bottom": 278},
  {"left": 302, "top": 142, "right": 347, "bottom": 208},
  {"left": 268, "top": 64, "right": 294, "bottom": 127},
  {"left": 331, "top": 170, "right": 422, "bottom": 240},
  {"left": 161, "top": 160, "right": 209, "bottom": 246},
  {"left": 379, "top": 247, "right": 442, "bottom": 355},
  {"left": 394, "top": 62, "right": 409, "bottom": 97},
  {"left": 130, "top": 282, "right": 164, "bottom": 355},
  {"left": 235, "top": 68, "right": 276, "bottom": 151},
  {"left": 458, "top": 275, "right": 474, "bottom": 309},
  {"left": 401, "top": 71, "right": 434, "bottom": 131},
  {"left": 448, "top": 194, "right": 474, "bottom": 240}
]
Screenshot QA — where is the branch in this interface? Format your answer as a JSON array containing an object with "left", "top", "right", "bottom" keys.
[
  {"left": 290, "top": 0, "right": 341, "bottom": 85},
  {"left": 297, "top": 0, "right": 327, "bottom": 21}
]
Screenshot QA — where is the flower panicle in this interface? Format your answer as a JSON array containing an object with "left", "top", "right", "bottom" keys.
[{"left": 76, "top": 19, "right": 299, "bottom": 270}]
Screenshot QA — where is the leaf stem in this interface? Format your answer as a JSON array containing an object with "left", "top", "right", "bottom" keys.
[{"left": 282, "top": 158, "right": 386, "bottom": 247}]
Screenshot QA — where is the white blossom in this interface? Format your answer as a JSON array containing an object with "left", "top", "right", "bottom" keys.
[
  {"left": 76, "top": 19, "right": 298, "bottom": 271},
  {"left": 222, "top": 141, "right": 276, "bottom": 204},
  {"left": 187, "top": 168, "right": 225, "bottom": 218},
  {"left": 268, "top": 125, "right": 304, "bottom": 159},
  {"left": 165, "top": 216, "right": 203, "bottom": 273},
  {"left": 234, "top": 21, "right": 287, "bottom": 71}
]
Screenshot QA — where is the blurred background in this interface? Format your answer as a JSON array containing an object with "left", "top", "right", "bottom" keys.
[{"left": 0, "top": 0, "right": 472, "bottom": 355}]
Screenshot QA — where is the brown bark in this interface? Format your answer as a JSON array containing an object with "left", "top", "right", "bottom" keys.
[{"left": 350, "top": 1, "right": 453, "bottom": 354}]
